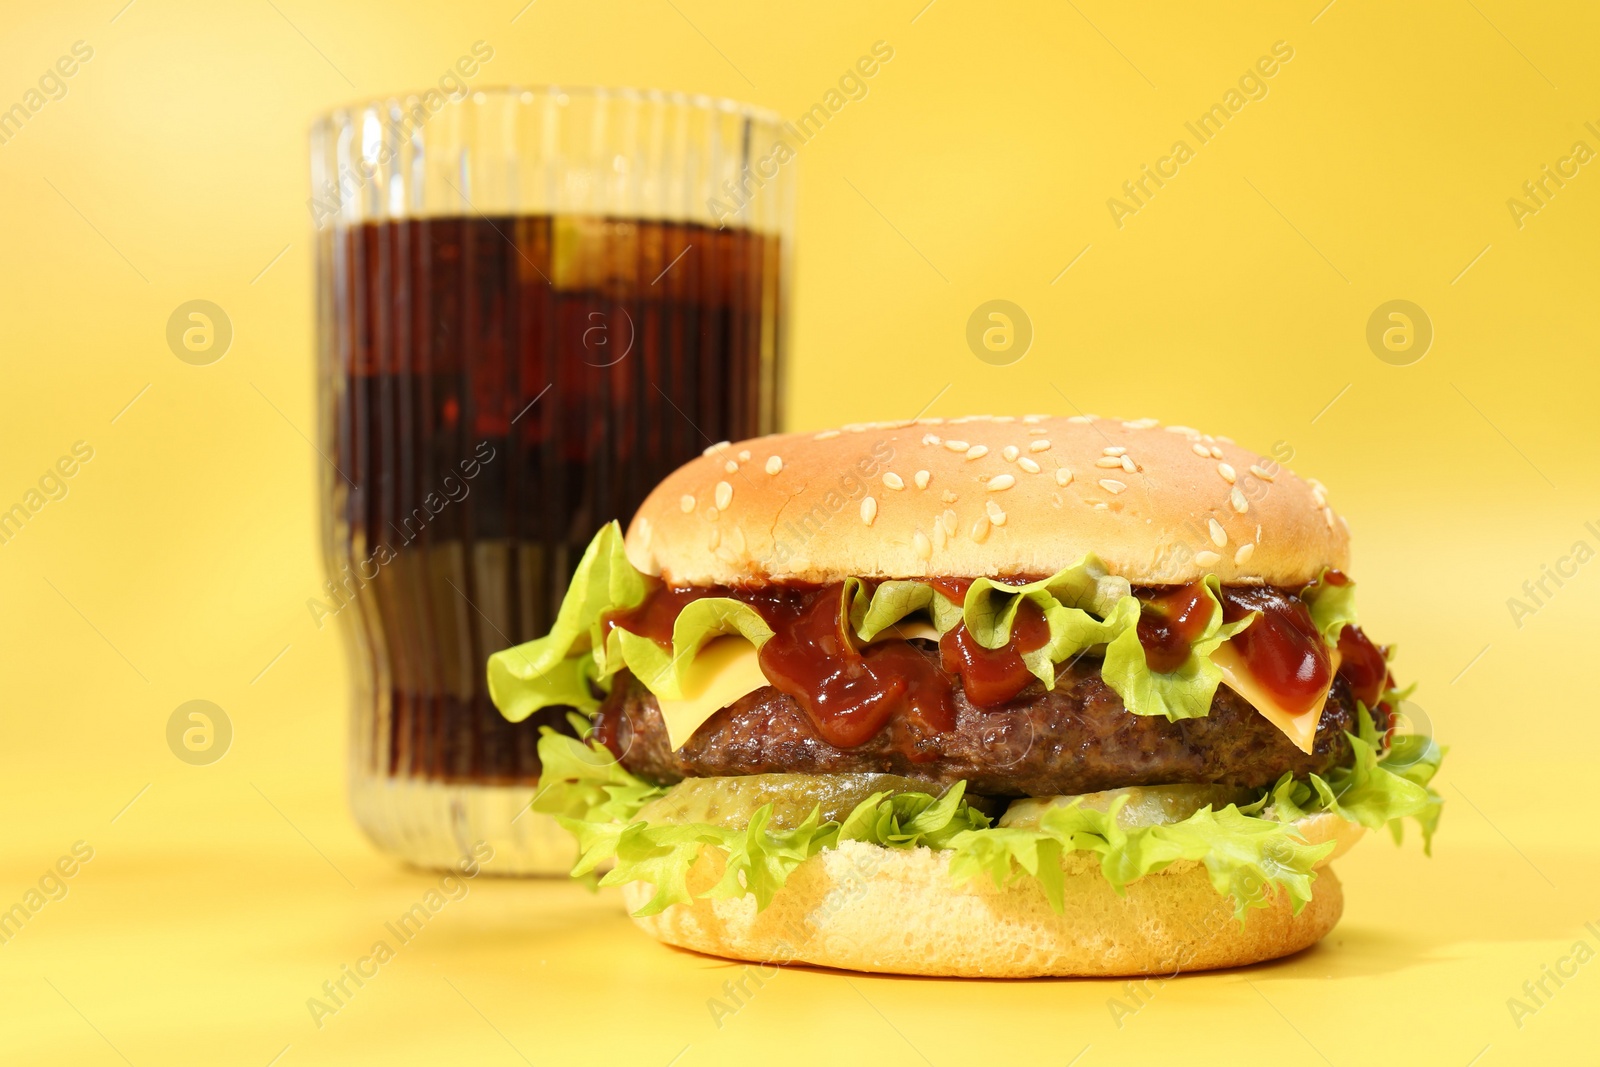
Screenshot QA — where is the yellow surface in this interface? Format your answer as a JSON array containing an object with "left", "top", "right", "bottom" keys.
[{"left": 2, "top": 1, "right": 1598, "bottom": 1063}]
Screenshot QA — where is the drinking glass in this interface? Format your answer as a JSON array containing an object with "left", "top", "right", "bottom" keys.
[{"left": 310, "top": 86, "right": 792, "bottom": 872}]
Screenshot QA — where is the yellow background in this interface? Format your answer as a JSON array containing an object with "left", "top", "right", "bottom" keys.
[{"left": 2, "top": 1, "right": 1597, "bottom": 1063}]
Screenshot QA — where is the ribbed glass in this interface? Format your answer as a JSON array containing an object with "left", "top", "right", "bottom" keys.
[{"left": 311, "top": 87, "right": 792, "bottom": 873}]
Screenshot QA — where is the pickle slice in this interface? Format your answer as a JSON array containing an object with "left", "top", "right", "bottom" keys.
[
  {"left": 637, "top": 773, "right": 941, "bottom": 830},
  {"left": 999, "top": 785, "right": 1252, "bottom": 830}
]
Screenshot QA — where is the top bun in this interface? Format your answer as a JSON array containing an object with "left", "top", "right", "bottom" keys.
[{"left": 625, "top": 415, "right": 1349, "bottom": 587}]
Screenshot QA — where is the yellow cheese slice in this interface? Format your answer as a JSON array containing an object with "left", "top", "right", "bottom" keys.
[
  {"left": 652, "top": 621, "right": 944, "bottom": 751},
  {"left": 656, "top": 637, "right": 772, "bottom": 751},
  {"left": 1212, "top": 642, "right": 1340, "bottom": 755},
  {"left": 867, "top": 620, "right": 942, "bottom": 643}
]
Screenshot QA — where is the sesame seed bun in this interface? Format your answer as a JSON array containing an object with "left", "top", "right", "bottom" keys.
[
  {"left": 625, "top": 415, "right": 1349, "bottom": 587},
  {"left": 623, "top": 813, "right": 1359, "bottom": 977}
]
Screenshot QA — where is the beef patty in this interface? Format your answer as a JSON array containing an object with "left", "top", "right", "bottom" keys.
[{"left": 594, "top": 652, "right": 1361, "bottom": 798}]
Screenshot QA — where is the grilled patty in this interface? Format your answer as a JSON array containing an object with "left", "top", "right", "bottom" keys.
[{"left": 594, "top": 651, "right": 1360, "bottom": 797}]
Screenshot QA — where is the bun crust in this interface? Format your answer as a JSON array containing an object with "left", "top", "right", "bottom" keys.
[
  {"left": 623, "top": 831, "right": 1351, "bottom": 978},
  {"left": 627, "top": 416, "right": 1349, "bottom": 587}
]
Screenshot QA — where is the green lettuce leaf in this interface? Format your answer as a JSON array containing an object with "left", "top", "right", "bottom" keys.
[
  {"left": 603, "top": 598, "right": 775, "bottom": 700},
  {"left": 505, "top": 529, "right": 1439, "bottom": 923},
  {"left": 948, "top": 795, "right": 1332, "bottom": 920},
  {"left": 1100, "top": 575, "right": 1257, "bottom": 720},
  {"left": 958, "top": 557, "right": 1138, "bottom": 690},
  {"left": 532, "top": 729, "right": 666, "bottom": 825},
  {"left": 1024, "top": 596, "right": 1141, "bottom": 690},
  {"left": 487, "top": 521, "right": 643, "bottom": 720},
  {"left": 1302, "top": 569, "right": 1359, "bottom": 644},
  {"left": 960, "top": 555, "right": 1129, "bottom": 647},
  {"left": 536, "top": 730, "right": 1358, "bottom": 922},
  {"left": 837, "top": 781, "right": 991, "bottom": 849},
  {"left": 846, "top": 579, "right": 964, "bottom": 642},
  {"left": 1259, "top": 705, "right": 1444, "bottom": 853},
  {"left": 489, "top": 522, "right": 777, "bottom": 718}
]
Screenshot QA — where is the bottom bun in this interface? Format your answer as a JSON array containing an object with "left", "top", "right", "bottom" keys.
[{"left": 623, "top": 837, "right": 1347, "bottom": 978}]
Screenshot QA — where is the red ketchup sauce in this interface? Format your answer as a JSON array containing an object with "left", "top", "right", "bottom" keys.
[
  {"left": 1302, "top": 568, "right": 1392, "bottom": 709},
  {"left": 1335, "top": 625, "right": 1390, "bottom": 710},
  {"left": 926, "top": 577, "right": 975, "bottom": 603},
  {"left": 603, "top": 570, "right": 1392, "bottom": 750},
  {"left": 603, "top": 584, "right": 720, "bottom": 644},
  {"left": 756, "top": 583, "right": 955, "bottom": 748},
  {"left": 1134, "top": 581, "right": 1217, "bottom": 673},
  {"left": 939, "top": 599, "right": 1053, "bottom": 707},
  {"left": 1216, "top": 586, "right": 1332, "bottom": 717}
]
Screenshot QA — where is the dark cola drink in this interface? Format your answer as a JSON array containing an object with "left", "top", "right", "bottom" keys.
[
  {"left": 315, "top": 87, "right": 792, "bottom": 871},
  {"left": 329, "top": 214, "right": 782, "bottom": 786}
]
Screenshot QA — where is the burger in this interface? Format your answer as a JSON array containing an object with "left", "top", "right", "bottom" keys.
[{"left": 488, "top": 415, "right": 1443, "bottom": 977}]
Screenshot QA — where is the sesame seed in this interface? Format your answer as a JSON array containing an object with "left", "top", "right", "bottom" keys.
[
  {"left": 1217, "top": 462, "right": 1236, "bottom": 483},
  {"left": 843, "top": 423, "right": 867, "bottom": 433},
  {"left": 860, "top": 498, "right": 877, "bottom": 525},
  {"left": 814, "top": 429, "right": 841, "bottom": 440},
  {"left": 1249, "top": 464, "right": 1274, "bottom": 482},
  {"left": 715, "top": 481, "right": 733, "bottom": 510},
  {"left": 1002, "top": 445, "right": 1020, "bottom": 462},
  {"left": 945, "top": 439, "right": 970, "bottom": 452},
  {"left": 993, "top": 415, "right": 1016, "bottom": 423},
  {"left": 965, "top": 445, "right": 989, "bottom": 461},
  {"left": 680, "top": 495, "right": 696, "bottom": 513},
  {"left": 914, "top": 470, "right": 931, "bottom": 490},
  {"left": 932, "top": 521, "right": 948, "bottom": 550},
  {"left": 1055, "top": 468, "right": 1074, "bottom": 486},
  {"left": 922, "top": 433, "right": 942, "bottom": 446},
  {"left": 941, "top": 509, "right": 957, "bottom": 537},
  {"left": 1195, "top": 551, "right": 1222, "bottom": 567},
  {"left": 941, "top": 490, "right": 958, "bottom": 504},
  {"left": 708, "top": 527, "right": 721, "bottom": 550},
  {"left": 1018, "top": 457, "right": 1041, "bottom": 474},
  {"left": 1099, "top": 479, "right": 1127, "bottom": 494},
  {"left": 1324, "top": 506, "right": 1336, "bottom": 529},
  {"left": 913, "top": 530, "right": 932, "bottom": 560},
  {"left": 1103, "top": 446, "right": 1128, "bottom": 456},
  {"left": 703, "top": 440, "right": 730, "bottom": 456},
  {"left": 1120, "top": 455, "right": 1136, "bottom": 473},
  {"left": 1096, "top": 456, "right": 1124, "bottom": 468},
  {"left": 1210, "top": 446, "right": 1224, "bottom": 460},
  {"left": 705, "top": 505, "right": 720, "bottom": 522},
  {"left": 986, "top": 500, "right": 1007, "bottom": 525},
  {"left": 1209, "top": 519, "right": 1227, "bottom": 547},
  {"left": 1030, "top": 440, "right": 1051, "bottom": 452},
  {"left": 1234, "top": 543, "right": 1255, "bottom": 566},
  {"left": 1230, "top": 488, "right": 1248, "bottom": 513},
  {"left": 1022, "top": 414, "right": 1047, "bottom": 423},
  {"left": 765, "top": 455, "right": 783, "bottom": 475},
  {"left": 987, "top": 474, "right": 1015, "bottom": 491},
  {"left": 971, "top": 515, "right": 992, "bottom": 543},
  {"left": 724, "top": 460, "right": 739, "bottom": 474},
  {"left": 638, "top": 517, "right": 653, "bottom": 551},
  {"left": 1191, "top": 443, "right": 1211, "bottom": 458},
  {"left": 883, "top": 471, "right": 905, "bottom": 491},
  {"left": 1124, "top": 417, "right": 1160, "bottom": 429},
  {"left": 1027, "top": 427, "right": 1049, "bottom": 436},
  {"left": 1067, "top": 415, "right": 1093, "bottom": 424},
  {"left": 1311, "top": 486, "right": 1328, "bottom": 506}
]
